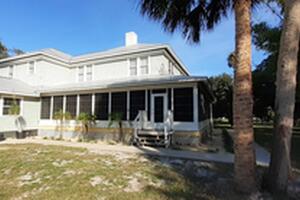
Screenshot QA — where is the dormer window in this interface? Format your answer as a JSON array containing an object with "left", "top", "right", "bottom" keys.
[
  {"left": 28, "top": 61, "right": 35, "bottom": 74},
  {"left": 78, "top": 66, "right": 84, "bottom": 82},
  {"left": 140, "top": 57, "right": 148, "bottom": 75},
  {"left": 8, "top": 65, "right": 13, "bottom": 78},
  {"left": 129, "top": 58, "right": 137, "bottom": 76},
  {"left": 86, "top": 65, "right": 93, "bottom": 81}
]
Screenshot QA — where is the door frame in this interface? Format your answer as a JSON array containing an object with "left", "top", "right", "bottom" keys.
[{"left": 151, "top": 93, "right": 167, "bottom": 128}]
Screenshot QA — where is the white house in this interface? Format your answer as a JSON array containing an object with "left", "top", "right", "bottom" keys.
[{"left": 0, "top": 32, "right": 214, "bottom": 147}]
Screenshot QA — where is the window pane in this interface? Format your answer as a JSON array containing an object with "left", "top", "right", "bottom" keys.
[
  {"left": 129, "top": 58, "right": 137, "bottom": 76},
  {"left": 53, "top": 96, "right": 63, "bottom": 114},
  {"left": 9, "top": 66, "right": 13, "bottom": 77},
  {"left": 174, "top": 88, "right": 193, "bottom": 122},
  {"left": 78, "top": 66, "right": 84, "bottom": 81},
  {"left": 79, "top": 94, "right": 92, "bottom": 114},
  {"left": 111, "top": 92, "right": 127, "bottom": 120},
  {"left": 3, "top": 98, "right": 20, "bottom": 115},
  {"left": 41, "top": 97, "right": 51, "bottom": 119},
  {"left": 66, "top": 95, "right": 77, "bottom": 118},
  {"left": 29, "top": 61, "right": 35, "bottom": 74},
  {"left": 140, "top": 57, "right": 148, "bottom": 75},
  {"left": 130, "top": 90, "right": 145, "bottom": 120},
  {"left": 95, "top": 93, "right": 109, "bottom": 120},
  {"left": 86, "top": 65, "right": 92, "bottom": 81}
]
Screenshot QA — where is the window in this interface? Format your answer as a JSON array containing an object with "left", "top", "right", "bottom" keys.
[
  {"left": 8, "top": 65, "right": 13, "bottom": 78},
  {"left": 66, "top": 95, "right": 77, "bottom": 118},
  {"left": 168, "top": 61, "right": 174, "bottom": 75},
  {"left": 174, "top": 88, "right": 193, "bottom": 122},
  {"left": 79, "top": 94, "right": 92, "bottom": 115},
  {"left": 111, "top": 92, "right": 127, "bottom": 120},
  {"left": 41, "top": 97, "right": 51, "bottom": 119},
  {"left": 130, "top": 90, "right": 145, "bottom": 120},
  {"left": 86, "top": 65, "right": 93, "bottom": 81},
  {"left": 2, "top": 98, "right": 20, "bottom": 115},
  {"left": 140, "top": 57, "right": 148, "bottom": 75},
  {"left": 28, "top": 61, "right": 35, "bottom": 74},
  {"left": 95, "top": 93, "right": 109, "bottom": 120},
  {"left": 53, "top": 96, "right": 63, "bottom": 115},
  {"left": 78, "top": 66, "right": 84, "bottom": 82},
  {"left": 129, "top": 58, "right": 137, "bottom": 76}
]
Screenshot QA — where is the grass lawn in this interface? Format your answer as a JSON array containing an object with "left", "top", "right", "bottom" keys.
[{"left": 0, "top": 143, "right": 247, "bottom": 200}]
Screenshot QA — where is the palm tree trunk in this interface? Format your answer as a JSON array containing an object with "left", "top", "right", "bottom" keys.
[
  {"left": 268, "top": 0, "right": 300, "bottom": 194},
  {"left": 233, "top": 0, "right": 257, "bottom": 193}
]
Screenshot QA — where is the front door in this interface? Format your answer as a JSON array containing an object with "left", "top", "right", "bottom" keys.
[{"left": 151, "top": 94, "right": 167, "bottom": 128}]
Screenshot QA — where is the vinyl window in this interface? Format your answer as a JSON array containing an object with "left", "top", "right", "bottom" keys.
[
  {"left": 140, "top": 57, "right": 148, "bottom": 75},
  {"left": 86, "top": 65, "right": 93, "bottom": 81},
  {"left": 129, "top": 58, "right": 137, "bottom": 76},
  {"left": 28, "top": 61, "right": 35, "bottom": 74},
  {"left": 2, "top": 98, "right": 20, "bottom": 115},
  {"left": 78, "top": 66, "right": 84, "bottom": 82},
  {"left": 8, "top": 65, "right": 13, "bottom": 78}
]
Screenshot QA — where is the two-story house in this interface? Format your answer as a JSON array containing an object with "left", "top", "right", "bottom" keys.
[{"left": 0, "top": 32, "right": 214, "bottom": 147}]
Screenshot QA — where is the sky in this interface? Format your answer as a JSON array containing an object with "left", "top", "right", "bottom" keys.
[{"left": 0, "top": 0, "right": 281, "bottom": 77}]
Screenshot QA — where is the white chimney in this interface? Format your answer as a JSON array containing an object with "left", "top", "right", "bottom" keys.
[{"left": 125, "top": 32, "right": 138, "bottom": 46}]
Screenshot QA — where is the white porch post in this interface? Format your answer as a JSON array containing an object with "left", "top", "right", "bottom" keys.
[
  {"left": 0, "top": 97, "right": 3, "bottom": 117},
  {"left": 63, "top": 96, "right": 66, "bottom": 113},
  {"left": 92, "top": 94, "right": 95, "bottom": 115},
  {"left": 127, "top": 91, "right": 130, "bottom": 120},
  {"left": 193, "top": 85, "right": 199, "bottom": 123},
  {"left": 76, "top": 95, "right": 80, "bottom": 116},
  {"left": 50, "top": 96, "right": 54, "bottom": 119},
  {"left": 108, "top": 92, "right": 111, "bottom": 114},
  {"left": 171, "top": 88, "right": 174, "bottom": 111}
]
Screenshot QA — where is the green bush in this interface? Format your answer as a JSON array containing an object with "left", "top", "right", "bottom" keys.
[{"left": 222, "top": 129, "right": 234, "bottom": 153}]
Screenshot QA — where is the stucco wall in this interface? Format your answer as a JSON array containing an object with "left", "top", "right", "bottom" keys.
[
  {"left": 20, "top": 60, "right": 72, "bottom": 86},
  {"left": 0, "top": 96, "right": 40, "bottom": 132}
]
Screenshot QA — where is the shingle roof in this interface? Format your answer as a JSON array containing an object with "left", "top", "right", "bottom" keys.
[
  {"left": 0, "top": 44, "right": 189, "bottom": 75},
  {"left": 0, "top": 76, "right": 38, "bottom": 97}
]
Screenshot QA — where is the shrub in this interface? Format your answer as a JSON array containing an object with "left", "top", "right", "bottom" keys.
[{"left": 222, "top": 129, "right": 234, "bottom": 153}]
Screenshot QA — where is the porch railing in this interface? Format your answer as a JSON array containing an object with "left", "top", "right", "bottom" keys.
[
  {"left": 164, "top": 110, "right": 174, "bottom": 147},
  {"left": 133, "top": 110, "right": 147, "bottom": 142}
]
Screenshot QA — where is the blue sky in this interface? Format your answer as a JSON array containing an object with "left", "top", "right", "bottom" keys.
[{"left": 0, "top": 0, "right": 280, "bottom": 77}]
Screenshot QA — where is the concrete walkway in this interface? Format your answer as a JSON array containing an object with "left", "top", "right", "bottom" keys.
[{"left": 0, "top": 138, "right": 270, "bottom": 166}]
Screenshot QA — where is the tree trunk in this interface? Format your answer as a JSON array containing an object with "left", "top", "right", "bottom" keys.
[
  {"left": 268, "top": 0, "right": 300, "bottom": 194},
  {"left": 233, "top": 0, "right": 257, "bottom": 193}
]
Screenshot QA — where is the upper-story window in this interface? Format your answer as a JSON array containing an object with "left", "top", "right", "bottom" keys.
[
  {"left": 8, "top": 65, "right": 13, "bottom": 78},
  {"left": 129, "top": 58, "right": 137, "bottom": 76},
  {"left": 140, "top": 57, "right": 149, "bottom": 75},
  {"left": 86, "top": 65, "right": 93, "bottom": 81},
  {"left": 28, "top": 61, "right": 35, "bottom": 74},
  {"left": 78, "top": 66, "right": 84, "bottom": 82}
]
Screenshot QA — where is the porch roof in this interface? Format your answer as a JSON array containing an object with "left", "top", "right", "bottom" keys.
[
  {"left": 0, "top": 76, "right": 39, "bottom": 97},
  {"left": 39, "top": 75, "right": 210, "bottom": 94}
]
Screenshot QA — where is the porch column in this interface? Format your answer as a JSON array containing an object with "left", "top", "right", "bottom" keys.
[
  {"left": 76, "top": 95, "right": 80, "bottom": 116},
  {"left": 0, "top": 97, "right": 3, "bottom": 117},
  {"left": 50, "top": 96, "right": 54, "bottom": 119},
  {"left": 92, "top": 94, "right": 95, "bottom": 115},
  {"left": 108, "top": 92, "right": 111, "bottom": 114},
  {"left": 193, "top": 85, "right": 199, "bottom": 123},
  {"left": 127, "top": 91, "right": 130, "bottom": 120},
  {"left": 63, "top": 96, "right": 66, "bottom": 113}
]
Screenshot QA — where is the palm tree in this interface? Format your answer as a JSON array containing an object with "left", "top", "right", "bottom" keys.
[
  {"left": 76, "top": 112, "right": 96, "bottom": 140},
  {"left": 268, "top": 0, "right": 300, "bottom": 194},
  {"left": 139, "top": 0, "right": 259, "bottom": 193},
  {"left": 53, "top": 109, "right": 72, "bottom": 139},
  {"left": 108, "top": 112, "right": 124, "bottom": 143}
]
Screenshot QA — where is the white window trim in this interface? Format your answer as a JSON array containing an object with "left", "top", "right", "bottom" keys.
[
  {"left": 28, "top": 61, "right": 36, "bottom": 75},
  {"left": 8, "top": 65, "right": 14, "bottom": 78},
  {"left": 128, "top": 58, "right": 138, "bottom": 76},
  {"left": 1, "top": 96, "right": 23, "bottom": 116}
]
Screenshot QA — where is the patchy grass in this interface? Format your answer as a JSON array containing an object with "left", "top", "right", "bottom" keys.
[{"left": 0, "top": 143, "right": 250, "bottom": 200}]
